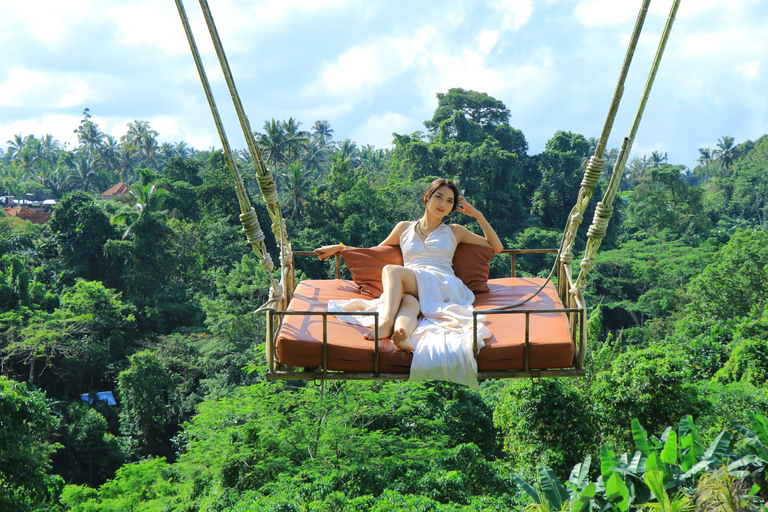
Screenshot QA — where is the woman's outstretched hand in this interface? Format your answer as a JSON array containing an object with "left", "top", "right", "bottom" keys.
[{"left": 315, "top": 244, "right": 344, "bottom": 260}]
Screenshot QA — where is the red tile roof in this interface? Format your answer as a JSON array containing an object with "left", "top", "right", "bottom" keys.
[
  {"left": 101, "top": 182, "right": 131, "bottom": 199},
  {"left": 2, "top": 206, "right": 52, "bottom": 224}
]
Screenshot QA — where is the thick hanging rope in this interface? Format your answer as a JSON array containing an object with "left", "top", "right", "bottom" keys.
[
  {"left": 492, "top": 0, "right": 651, "bottom": 313},
  {"left": 173, "top": 0, "right": 279, "bottom": 296},
  {"left": 573, "top": 0, "right": 682, "bottom": 297},
  {"left": 197, "top": 0, "right": 292, "bottom": 290},
  {"left": 174, "top": 0, "right": 301, "bottom": 315},
  {"left": 559, "top": 0, "right": 651, "bottom": 265}
]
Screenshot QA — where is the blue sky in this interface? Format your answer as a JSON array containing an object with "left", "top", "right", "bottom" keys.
[{"left": 1, "top": 0, "right": 766, "bottom": 169}]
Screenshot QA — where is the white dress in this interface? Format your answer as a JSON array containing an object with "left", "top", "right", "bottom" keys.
[{"left": 328, "top": 223, "right": 491, "bottom": 389}]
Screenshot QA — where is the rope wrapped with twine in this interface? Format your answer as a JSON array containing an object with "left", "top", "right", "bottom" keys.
[{"left": 560, "top": 156, "right": 606, "bottom": 265}]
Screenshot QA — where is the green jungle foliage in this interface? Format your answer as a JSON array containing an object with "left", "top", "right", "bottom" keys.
[{"left": 1, "top": 93, "right": 767, "bottom": 510}]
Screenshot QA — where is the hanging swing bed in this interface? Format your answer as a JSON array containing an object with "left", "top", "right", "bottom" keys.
[{"left": 173, "top": 0, "right": 681, "bottom": 382}]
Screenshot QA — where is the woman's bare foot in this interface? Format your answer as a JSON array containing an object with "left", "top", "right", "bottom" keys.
[
  {"left": 364, "top": 321, "right": 394, "bottom": 340},
  {"left": 392, "top": 327, "right": 415, "bottom": 352}
]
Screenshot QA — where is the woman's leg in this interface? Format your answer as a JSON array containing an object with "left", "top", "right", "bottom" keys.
[
  {"left": 365, "top": 264, "right": 418, "bottom": 340},
  {"left": 391, "top": 294, "right": 418, "bottom": 352}
]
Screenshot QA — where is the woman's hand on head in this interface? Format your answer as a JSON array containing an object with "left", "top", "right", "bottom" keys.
[{"left": 456, "top": 196, "right": 480, "bottom": 218}]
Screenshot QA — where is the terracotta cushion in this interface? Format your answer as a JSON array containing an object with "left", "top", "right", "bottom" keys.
[
  {"left": 276, "top": 279, "right": 412, "bottom": 373},
  {"left": 452, "top": 243, "right": 494, "bottom": 294},
  {"left": 342, "top": 242, "right": 493, "bottom": 297},
  {"left": 275, "top": 277, "right": 575, "bottom": 373},
  {"left": 341, "top": 246, "right": 403, "bottom": 298},
  {"left": 473, "top": 278, "right": 575, "bottom": 371}
]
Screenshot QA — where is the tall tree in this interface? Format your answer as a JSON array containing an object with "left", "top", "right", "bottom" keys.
[
  {"left": 624, "top": 164, "right": 709, "bottom": 239},
  {"left": 312, "top": 119, "right": 334, "bottom": 145},
  {"left": 649, "top": 150, "right": 667, "bottom": 168},
  {"left": 530, "top": 131, "right": 592, "bottom": 229},
  {"left": 281, "top": 117, "right": 309, "bottom": 162},
  {"left": 425, "top": 88, "right": 511, "bottom": 132},
  {"left": 714, "top": 135, "right": 736, "bottom": 174},
  {"left": 280, "top": 163, "right": 311, "bottom": 219},
  {"left": 117, "top": 350, "right": 179, "bottom": 460},
  {"left": 75, "top": 116, "right": 105, "bottom": 157},
  {"left": 65, "top": 154, "right": 99, "bottom": 192},
  {"left": 5, "top": 133, "right": 30, "bottom": 161},
  {"left": 301, "top": 139, "right": 330, "bottom": 179},
  {"left": 47, "top": 191, "right": 116, "bottom": 283},
  {"left": 257, "top": 119, "right": 289, "bottom": 168},
  {"left": 0, "top": 377, "right": 63, "bottom": 510},
  {"left": 122, "top": 120, "right": 159, "bottom": 169}
]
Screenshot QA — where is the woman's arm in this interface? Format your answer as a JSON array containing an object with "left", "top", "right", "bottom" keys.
[
  {"left": 315, "top": 221, "right": 411, "bottom": 260},
  {"left": 453, "top": 197, "right": 504, "bottom": 253},
  {"left": 315, "top": 243, "right": 346, "bottom": 260},
  {"left": 378, "top": 221, "right": 412, "bottom": 246}
]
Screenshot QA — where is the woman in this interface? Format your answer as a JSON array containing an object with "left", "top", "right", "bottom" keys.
[{"left": 315, "top": 179, "right": 502, "bottom": 388}]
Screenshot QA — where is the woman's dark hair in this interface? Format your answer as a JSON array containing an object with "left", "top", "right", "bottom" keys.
[{"left": 423, "top": 178, "right": 460, "bottom": 212}]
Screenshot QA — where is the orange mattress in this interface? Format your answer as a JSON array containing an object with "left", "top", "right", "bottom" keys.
[{"left": 275, "top": 278, "right": 575, "bottom": 373}]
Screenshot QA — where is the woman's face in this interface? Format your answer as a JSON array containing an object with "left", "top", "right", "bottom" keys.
[{"left": 426, "top": 185, "right": 456, "bottom": 217}]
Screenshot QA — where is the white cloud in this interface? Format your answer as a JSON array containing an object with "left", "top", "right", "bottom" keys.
[
  {"left": 0, "top": 69, "right": 49, "bottom": 106},
  {"left": 108, "top": 2, "right": 204, "bottom": 56},
  {"left": 477, "top": 30, "right": 500, "bottom": 55},
  {"left": 247, "top": 0, "right": 349, "bottom": 24},
  {"left": 426, "top": 49, "right": 502, "bottom": 96},
  {"left": 736, "top": 60, "right": 761, "bottom": 79},
  {"left": 352, "top": 113, "right": 413, "bottom": 148},
  {"left": 574, "top": 0, "right": 672, "bottom": 27},
  {"left": 4, "top": 0, "right": 97, "bottom": 44},
  {"left": 494, "top": 0, "right": 533, "bottom": 31},
  {"left": 0, "top": 68, "right": 91, "bottom": 109},
  {"left": 321, "top": 25, "right": 439, "bottom": 96},
  {"left": 0, "top": 115, "right": 81, "bottom": 148}
]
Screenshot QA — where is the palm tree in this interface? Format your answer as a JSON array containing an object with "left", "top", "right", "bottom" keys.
[
  {"left": 98, "top": 135, "right": 122, "bottom": 176},
  {"left": 6, "top": 134, "right": 30, "bottom": 161},
  {"left": 357, "top": 144, "right": 386, "bottom": 175},
  {"left": 65, "top": 155, "right": 98, "bottom": 192},
  {"left": 39, "top": 163, "right": 69, "bottom": 198},
  {"left": 301, "top": 139, "right": 330, "bottom": 180},
  {"left": 129, "top": 182, "right": 169, "bottom": 215},
  {"left": 157, "top": 142, "right": 174, "bottom": 168},
  {"left": 117, "top": 146, "right": 136, "bottom": 184},
  {"left": 76, "top": 120, "right": 105, "bottom": 156},
  {"left": 649, "top": 151, "right": 667, "bottom": 168},
  {"left": 697, "top": 147, "right": 714, "bottom": 182},
  {"left": 335, "top": 138, "right": 359, "bottom": 169},
  {"left": 713, "top": 135, "right": 736, "bottom": 175},
  {"left": 113, "top": 182, "right": 172, "bottom": 239},
  {"left": 16, "top": 150, "right": 40, "bottom": 180},
  {"left": 122, "top": 120, "right": 159, "bottom": 169},
  {"left": 312, "top": 120, "right": 334, "bottom": 145},
  {"left": 622, "top": 155, "right": 649, "bottom": 191},
  {"left": 257, "top": 119, "right": 289, "bottom": 168},
  {"left": 282, "top": 117, "right": 309, "bottom": 161},
  {"left": 39, "top": 134, "right": 62, "bottom": 166},
  {"left": 173, "top": 141, "right": 191, "bottom": 159},
  {"left": 280, "top": 163, "right": 311, "bottom": 219}
]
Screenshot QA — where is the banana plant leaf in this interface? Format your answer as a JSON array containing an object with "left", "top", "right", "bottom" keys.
[
  {"left": 660, "top": 430, "right": 677, "bottom": 465},
  {"left": 632, "top": 419, "right": 652, "bottom": 456},
  {"left": 511, "top": 473, "right": 540, "bottom": 504},
  {"left": 539, "top": 465, "right": 570, "bottom": 512},
  {"left": 606, "top": 472, "right": 630, "bottom": 512},
  {"left": 567, "top": 455, "right": 592, "bottom": 496},
  {"left": 600, "top": 445, "right": 622, "bottom": 482},
  {"left": 748, "top": 411, "right": 768, "bottom": 447},
  {"left": 702, "top": 430, "right": 731, "bottom": 462}
]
